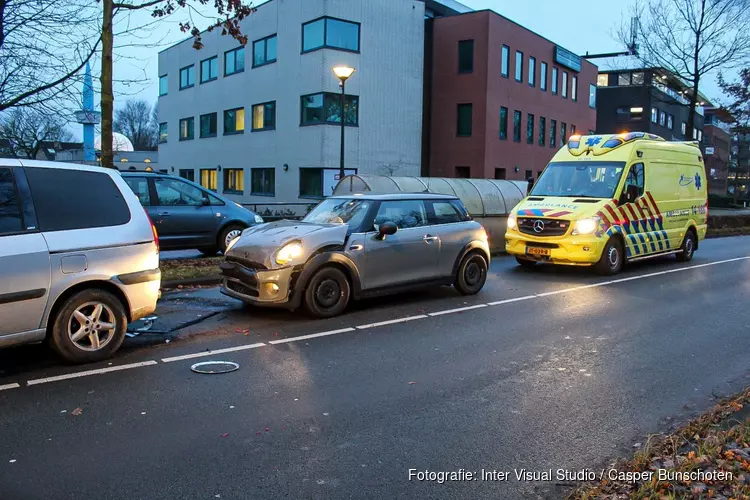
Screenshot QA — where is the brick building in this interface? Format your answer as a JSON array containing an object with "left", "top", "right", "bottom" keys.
[
  {"left": 422, "top": 10, "right": 598, "bottom": 181},
  {"left": 702, "top": 107, "right": 733, "bottom": 195}
]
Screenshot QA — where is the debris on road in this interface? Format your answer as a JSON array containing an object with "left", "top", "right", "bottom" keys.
[
  {"left": 71, "top": 408, "right": 83, "bottom": 416},
  {"left": 190, "top": 361, "right": 240, "bottom": 375},
  {"left": 407, "top": 381, "right": 417, "bottom": 385},
  {"left": 221, "top": 433, "right": 229, "bottom": 438},
  {"left": 9, "top": 459, "right": 16, "bottom": 464}
]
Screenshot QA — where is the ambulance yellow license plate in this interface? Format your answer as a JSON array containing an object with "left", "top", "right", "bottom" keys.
[{"left": 525, "top": 246, "right": 551, "bottom": 257}]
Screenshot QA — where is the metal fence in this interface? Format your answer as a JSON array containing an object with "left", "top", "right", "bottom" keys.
[{"left": 241, "top": 201, "right": 318, "bottom": 222}]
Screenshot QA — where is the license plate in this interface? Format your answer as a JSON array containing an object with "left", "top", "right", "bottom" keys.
[{"left": 526, "top": 246, "right": 551, "bottom": 256}]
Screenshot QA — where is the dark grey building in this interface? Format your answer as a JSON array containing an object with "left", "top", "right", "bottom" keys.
[{"left": 595, "top": 68, "right": 711, "bottom": 142}]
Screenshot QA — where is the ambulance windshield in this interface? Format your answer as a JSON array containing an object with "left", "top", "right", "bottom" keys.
[{"left": 530, "top": 161, "right": 626, "bottom": 198}]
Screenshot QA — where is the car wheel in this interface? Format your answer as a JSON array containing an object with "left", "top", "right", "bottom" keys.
[
  {"left": 219, "top": 224, "right": 244, "bottom": 254},
  {"left": 594, "top": 237, "right": 624, "bottom": 276},
  {"left": 515, "top": 256, "right": 537, "bottom": 268},
  {"left": 303, "top": 267, "right": 350, "bottom": 318},
  {"left": 198, "top": 247, "right": 218, "bottom": 256},
  {"left": 454, "top": 252, "right": 488, "bottom": 295},
  {"left": 49, "top": 289, "right": 127, "bottom": 364},
  {"left": 676, "top": 229, "right": 696, "bottom": 262}
]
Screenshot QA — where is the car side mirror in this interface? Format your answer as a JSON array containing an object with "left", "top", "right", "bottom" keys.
[
  {"left": 201, "top": 197, "right": 211, "bottom": 206},
  {"left": 376, "top": 221, "right": 398, "bottom": 240}
]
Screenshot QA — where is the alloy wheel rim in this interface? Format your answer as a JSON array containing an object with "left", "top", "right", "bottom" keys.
[
  {"left": 315, "top": 279, "right": 341, "bottom": 309},
  {"left": 225, "top": 229, "right": 242, "bottom": 247},
  {"left": 685, "top": 237, "right": 694, "bottom": 257},
  {"left": 67, "top": 302, "right": 117, "bottom": 352},
  {"left": 608, "top": 247, "right": 620, "bottom": 268}
]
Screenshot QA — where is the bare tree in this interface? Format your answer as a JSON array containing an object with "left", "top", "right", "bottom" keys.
[
  {"left": 620, "top": 0, "right": 750, "bottom": 139},
  {"left": 98, "top": 0, "right": 255, "bottom": 169},
  {"left": 718, "top": 69, "right": 750, "bottom": 202},
  {"left": 0, "top": 108, "right": 75, "bottom": 159},
  {"left": 0, "top": 0, "right": 101, "bottom": 112},
  {"left": 114, "top": 99, "right": 158, "bottom": 150}
]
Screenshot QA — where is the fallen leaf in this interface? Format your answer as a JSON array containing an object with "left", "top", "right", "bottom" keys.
[
  {"left": 274, "top": 332, "right": 279, "bottom": 336},
  {"left": 71, "top": 408, "right": 83, "bottom": 416},
  {"left": 256, "top": 431, "right": 261, "bottom": 436},
  {"left": 236, "top": 329, "right": 249, "bottom": 334},
  {"left": 221, "top": 433, "right": 229, "bottom": 438},
  {"left": 177, "top": 285, "right": 183, "bottom": 289},
  {"left": 265, "top": 427, "right": 270, "bottom": 432},
  {"left": 407, "top": 381, "right": 417, "bottom": 385},
  {"left": 9, "top": 459, "right": 16, "bottom": 464}
]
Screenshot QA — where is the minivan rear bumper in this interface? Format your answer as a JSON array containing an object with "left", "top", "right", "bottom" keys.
[{"left": 115, "top": 268, "right": 161, "bottom": 321}]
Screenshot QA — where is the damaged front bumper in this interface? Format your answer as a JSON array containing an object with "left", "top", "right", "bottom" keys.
[{"left": 219, "top": 260, "right": 295, "bottom": 306}]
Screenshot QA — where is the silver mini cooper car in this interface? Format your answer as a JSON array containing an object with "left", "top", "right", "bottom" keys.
[{"left": 220, "top": 193, "right": 490, "bottom": 318}]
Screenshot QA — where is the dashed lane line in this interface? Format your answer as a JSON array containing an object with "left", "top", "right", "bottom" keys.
[{"left": 10, "top": 255, "right": 750, "bottom": 390}]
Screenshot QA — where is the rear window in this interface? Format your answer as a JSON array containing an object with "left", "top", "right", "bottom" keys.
[
  {"left": 25, "top": 167, "right": 131, "bottom": 232},
  {"left": 0, "top": 167, "right": 23, "bottom": 234}
]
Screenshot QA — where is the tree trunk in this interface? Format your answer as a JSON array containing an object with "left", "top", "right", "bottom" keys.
[
  {"left": 686, "top": 76, "right": 699, "bottom": 143},
  {"left": 100, "top": 0, "right": 114, "bottom": 169}
]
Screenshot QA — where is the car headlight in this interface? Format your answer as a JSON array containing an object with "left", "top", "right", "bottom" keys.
[
  {"left": 275, "top": 242, "right": 303, "bottom": 265},
  {"left": 507, "top": 213, "right": 518, "bottom": 231},
  {"left": 572, "top": 217, "right": 600, "bottom": 235},
  {"left": 225, "top": 236, "right": 240, "bottom": 253},
  {"left": 254, "top": 214, "right": 264, "bottom": 224}
]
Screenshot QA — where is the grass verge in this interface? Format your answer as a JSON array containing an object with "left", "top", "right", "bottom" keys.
[
  {"left": 160, "top": 257, "right": 222, "bottom": 282},
  {"left": 570, "top": 388, "right": 750, "bottom": 499}
]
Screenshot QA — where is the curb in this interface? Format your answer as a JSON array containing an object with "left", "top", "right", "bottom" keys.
[{"left": 161, "top": 276, "right": 222, "bottom": 289}]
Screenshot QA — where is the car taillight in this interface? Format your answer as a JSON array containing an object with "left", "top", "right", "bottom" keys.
[{"left": 144, "top": 208, "right": 159, "bottom": 253}]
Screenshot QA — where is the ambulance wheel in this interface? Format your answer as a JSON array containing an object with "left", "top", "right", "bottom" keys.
[
  {"left": 515, "top": 257, "right": 537, "bottom": 268},
  {"left": 594, "top": 237, "right": 624, "bottom": 276},
  {"left": 676, "top": 229, "right": 696, "bottom": 262}
]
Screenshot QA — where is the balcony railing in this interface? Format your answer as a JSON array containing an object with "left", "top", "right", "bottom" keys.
[{"left": 652, "top": 81, "right": 704, "bottom": 115}]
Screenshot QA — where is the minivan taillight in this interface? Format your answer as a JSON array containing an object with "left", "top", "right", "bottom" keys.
[{"left": 144, "top": 208, "right": 159, "bottom": 253}]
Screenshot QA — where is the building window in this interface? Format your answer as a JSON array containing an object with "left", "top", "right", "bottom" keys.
[
  {"left": 552, "top": 67, "right": 558, "bottom": 95},
  {"left": 540, "top": 62, "right": 548, "bottom": 91},
  {"left": 526, "top": 113, "right": 534, "bottom": 144},
  {"left": 561, "top": 71, "right": 568, "bottom": 98},
  {"left": 513, "top": 110, "right": 521, "bottom": 142},
  {"left": 159, "top": 75, "right": 168, "bottom": 96},
  {"left": 302, "top": 16, "right": 360, "bottom": 53},
  {"left": 659, "top": 110, "right": 666, "bottom": 127},
  {"left": 179, "top": 117, "right": 194, "bottom": 141},
  {"left": 252, "top": 101, "right": 276, "bottom": 131},
  {"left": 499, "top": 107, "right": 508, "bottom": 140},
  {"left": 300, "top": 93, "right": 359, "bottom": 126},
  {"left": 588, "top": 84, "right": 596, "bottom": 108},
  {"left": 525, "top": 169, "right": 533, "bottom": 180},
  {"left": 251, "top": 168, "right": 275, "bottom": 196},
  {"left": 571, "top": 75, "right": 578, "bottom": 101},
  {"left": 618, "top": 72, "right": 631, "bottom": 86},
  {"left": 299, "top": 168, "right": 323, "bottom": 198},
  {"left": 550, "top": 119, "right": 557, "bottom": 149},
  {"left": 457, "top": 104, "right": 472, "bottom": 137},
  {"left": 224, "top": 107, "right": 245, "bottom": 135},
  {"left": 539, "top": 116, "right": 546, "bottom": 146},
  {"left": 597, "top": 74, "right": 608, "bottom": 87},
  {"left": 571, "top": 124, "right": 576, "bottom": 136},
  {"left": 158, "top": 122, "right": 167, "bottom": 143},
  {"left": 458, "top": 40, "right": 474, "bottom": 73},
  {"left": 200, "top": 112, "right": 217, "bottom": 138},
  {"left": 501, "top": 45, "right": 510, "bottom": 77},
  {"left": 253, "top": 34, "right": 277, "bottom": 67},
  {"left": 515, "top": 51, "right": 523, "bottom": 82},
  {"left": 528, "top": 56, "right": 536, "bottom": 87},
  {"left": 697, "top": 129, "right": 703, "bottom": 142},
  {"left": 455, "top": 166, "right": 470, "bottom": 178},
  {"left": 224, "top": 47, "right": 245, "bottom": 76},
  {"left": 693, "top": 128, "right": 698, "bottom": 140},
  {"left": 681, "top": 121, "right": 687, "bottom": 135},
  {"left": 200, "top": 56, "right": 218, "bottom": 83},
  {"left": 178, "top": 169, "right": 194, "bottom": 182},
  {"left": 495, "top": 168, "right": 506, "bottom": 179},
  {"left": 667, "top": 114, "right": 674, "bottom": 130},
  {"left": 179, "top": 65, "right": 195, "bottom": 90},
  {"left": 561, "top": 122, "right": 567, "bottom": 146},
  {"left": 223, "top": 168, "right": 244, "bottom": 194},
  {"left": 632, "top": 72, "right": 644, "bottom": 85},
  {"left": 651, "top": 107, "right": 658, "bottom": 123},
  {"left": 200, "top": 168, "right": 218, "bottom": 191}
]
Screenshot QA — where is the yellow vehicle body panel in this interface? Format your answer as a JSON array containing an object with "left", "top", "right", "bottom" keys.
[{"left": 505, "top": 133, "right": 708, "bottom": 266}]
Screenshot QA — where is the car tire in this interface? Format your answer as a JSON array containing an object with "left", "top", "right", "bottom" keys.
[
  {"left": 454, "top": 252, "right": 488, "bottom": 295},
  {"left": 594, "top": 237, "right": 624, "bottom": 276},
  {"left": 303, "top": 267, "right": 350, "bottom": 318},
  {"left": 198, "top": 247, "right": 218, "bottom": 256},
  {"left": 219, "top": 224, "right": 245, "bottom": 254},
  {"left": 48, "top": 289, "right": 128, "bottom": 364},
  {"left": 515, "top": 256, "right": 537, "bottom": 268},
  {"left": 676, "top": 229, "right": 696, "bottom": 262}
]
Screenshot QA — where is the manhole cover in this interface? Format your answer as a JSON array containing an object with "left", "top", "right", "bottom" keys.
[{"left": 190, "top": 361, "right": 239, "bottom": 374}]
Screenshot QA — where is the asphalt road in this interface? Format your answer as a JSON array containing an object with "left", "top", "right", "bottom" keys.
[{"left": 2, "top": 237, "right": 750, "bottom": 500}]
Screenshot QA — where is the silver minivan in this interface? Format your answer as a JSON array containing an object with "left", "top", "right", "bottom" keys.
[{"left": 0, "top": 160, "right": 161, "bottom": 363}]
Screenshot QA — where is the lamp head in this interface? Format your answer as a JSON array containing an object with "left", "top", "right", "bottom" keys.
[{"left": 333, "top": 65, "right": 356, "bottom": 82}]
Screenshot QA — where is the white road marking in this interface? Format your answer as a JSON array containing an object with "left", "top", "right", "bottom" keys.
[
  {"left": 161, "top": 343, "right": 266, "bottom": 363},
  {"left": 487, "top": 295, "right": 536, "bottom": 306},
  {"left": 269, "top": 328, "right": 355, "bottom": 345},
  {"left": 26, "top": 361, "right": 158, "bottom": 386},
  {"left": 428, "top": 304, "right": 487, "bottom": 316},
  {"left": 0, "top": 383, "right": 20, "bottom": 391},
  {"left": 356, "top": 315, "right": 428, "bottom": 330}
]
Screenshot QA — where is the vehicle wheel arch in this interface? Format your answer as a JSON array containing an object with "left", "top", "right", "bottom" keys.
[
  {"left": 686, "top": 224, "right": 699, "bottom": 250},
  {"left": 45, "top": 280, "right": 132, "bottom": 333},
  {"left": 217, "top": 220, "right": 249, "bottom": 243},
  {"left": 451, "top": 242, "right": 490, "bottom": 278},
  {"left": 290, "top": 252, "right": 362, "bottom": 308}
]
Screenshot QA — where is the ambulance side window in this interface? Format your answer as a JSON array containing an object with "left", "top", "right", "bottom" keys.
[{"left": 626, "top": 163, "right": 644, "bottom": 196}]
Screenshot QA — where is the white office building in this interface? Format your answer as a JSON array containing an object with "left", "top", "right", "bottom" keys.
[{"left": 157, "top": 0, "right": 427, "bottom": 205}]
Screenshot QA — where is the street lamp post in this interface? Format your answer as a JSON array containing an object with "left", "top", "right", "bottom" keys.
[{"left": 332, "top": 65, "right": 356, "bottom": 181}]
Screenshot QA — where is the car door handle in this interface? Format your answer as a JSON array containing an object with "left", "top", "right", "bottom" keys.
[
  {"left": 158, "top": 212, "right": 171, "bottom": 216},
  {"left": 423, "top": 235, "right": 438, "bottom": 243},
  {"left": 349, "top": 244, "right": 363, "bottom": 251}
]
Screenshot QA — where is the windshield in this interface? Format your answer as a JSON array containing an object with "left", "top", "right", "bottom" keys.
[
  {"left": 531, "top": 161, "right": 626, "bottom": 198},
  {"left": 303, "top": 198, "right": 372, "bottom": 227}
]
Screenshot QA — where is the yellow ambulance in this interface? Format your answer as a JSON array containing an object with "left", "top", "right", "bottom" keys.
[{"left": 505, "top": 132, "right": 708, "bottom": 275}]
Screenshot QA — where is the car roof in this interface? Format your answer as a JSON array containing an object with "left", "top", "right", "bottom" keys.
[
  {"left": 329, "top": 192, "right": 459, "bottom": 201},
  {"left": 10, "top": 159, "right": 118, "bottom": 175}
]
